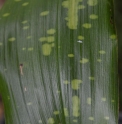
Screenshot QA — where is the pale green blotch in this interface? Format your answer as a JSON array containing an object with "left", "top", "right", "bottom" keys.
[
  {"left": 65, "top": 17, "right": 68, "bottom": 21},
  {"left": 71, "top": 79, "right": 82, "bottom": 90},
  {"left": 89, "top": 77, "right": 95, "bottom": 80},
  {"left": 7, "top": 96, "right": 10, "bottom": 100},
  {"left": 101, "top": 97, "right": 106, "bottom": 102},
  {"left": 64, "top": 108, "right": 69, "bottom": 117},
  {"left": 68, "top": 54, "right": 74, "bottom": 57},
  {"left": 90, "top": 14, "right": 98, "bottom": 19},
  {"left": 22, "top": 20, "right": 28, "bottom": 24},
  {"left": 62, "top": 1, "right": 69, "bottom": 8},
  {"left": 62, "top": 0, "right": 80, "bottom": 29},
  {"left": 53, "top": 111, "right": 59, "bottom": 115},
  {"left": 56, "top": 90, "right": 60, "bottom": 93},
  {"left": 22, "top": 2, "right": 29, "bottom": 6},
  {"left": 87, "top": 97, "right": 91, "bottom": 105},
  {"left": 23, "top": 26, "right": 29, "bottom": 30},
  {"left": 97, "top": 59, "right": 102, "bottom": 62},
  {"left": 78, "top": 5, "right": 85, "bottom": 9},
  {"left": 73, "top": 120, "right": 78, "bottom": 122},
  {"left": 42, "top": 44, "right": 52, "bottom": 56},
  {"left": 4, "top": 69, "right": 7, "bottom": 72},
  {"left": 104, "top": 117, "right": 109, "bottom": 120},
  {"left": 15, "top": 0, "right": 21, "bottom": 1},
  {"left": 99, "top": 50, "right": 106, "bottom": 54},
  {"left": 110, "top": 34, "right": 117, "bottom": 39},
  {"left": 83, "top": 23, "right": 91, "bottom": 28},
  {"left": 48, "top": 118, "right": 54, "bottom": 124},
  {"left": 3, "top": 13, "right": 10, "bottom": 17},
  {"left": 87, "top": 0, "right": 98, "bottom": 6},
  {"left": 39, "top": 37, "right": 47, "bottom": 42},
  {"left": 51, "top": 43, "right": 55, "bottom": 47},
  {"left": 8, "top": 37, "right": 16, "bottom": 42},
  {"left": 111, "top": 100, "right": 115, "bottom": 103},
  {"left": 78, "top": 35, "right": 84, "bottom": 40},
  {"left": 89, "top": 117, "right": 94, "bottom": 121},
  {"left": 47, "top": 36, "right": 55, "bottom": 42},
  {"left": 39, "top": 120, "right": 42, "bottom": 123},
  {"left": 22, "top": 48, "right": 26, "bottom": 50},
  {"left": 0, "top": 42, "right": 3, "bottom": 46},
  {"left": 26, "top": 36, "right": 32, "bottom": 39},
  {"left": 80, "top": 58, "right": 89, "bottom": 64},
  {"left": 40, "top": 11, "right": 49, "bottom": 16},
  {"left": 27, "top": 102, "right": 32, "bottom": 106},
  {"left": 72, "top": 96, "right": 80, "bottom": 117},
  {"left": 47, "top": 29, "right": 56, "bottom": 34},
  {"left": 28, "top": 48, "right": 33, "bottom": 51},
  {"left": 64, "top": 80, "right": 70, "bottom": 84}
]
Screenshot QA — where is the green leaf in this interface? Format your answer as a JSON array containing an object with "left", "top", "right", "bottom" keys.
[{"left": 0, "top": 0, "right": 118, "bottom": 124}]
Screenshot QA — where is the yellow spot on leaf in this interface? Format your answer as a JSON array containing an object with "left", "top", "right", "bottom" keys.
[
  {"left": 47, "top": 36, "right": 55, "bottom": 42},
  {"left": 22, "top": 48, "right": 26, "bottom": 51},
  {"left": 110, "top": 34, "right": 117, "bottom": 39},
  {"left": 62, "top": 0, "right": 80, "bottom": 29},
  {"left": 64, "top": 108, "right": 69, "bottom": 117},
  {"left": 53, "top": 111, "right": 59, "bottom": 115},
  {"left": 22, "top": 2, "right": 29, "bottom": 6},
  {"left": 7, "top": 96, "right": 10, "bottom": 99},
  {"left": 89, "top": 117, "right": 94, "bottom": 121},
  {"left": 68, "top": 54, "right": 74, "bottom": 57},
  {"left": 15, "top": 0, "right": 21, "bottom": 1},
  {"left": 71, "top": 79, "right": 82, "bottom": 90},
  {"left": 72, "top": 96, "right": 80, "bottom": 117},
  {"left": 28, "top": 48, "right": 33, "bottom": 51},
  {"left": 78, "top": 5, "right": 85, "bottom": 9},
  {"left": 97, "top": 59, "right": 102, "bottom": 62},
  {"left": 89, "top": 77, "right": 95, "bottom": 80},
  {"left": 56, "top": 90, "right": 60, "bottom": 93},
  {"left": 42, "top": 44, "right": 52, "bottom": 56},
  {"left": 26, "top": 36, "right": 32, "bottom": 39},
  {"left": 80, "top": 58, "right": 89, "bottom": 64},
  {"left": 23, "top": 26, "right": 29, "bottom": 30},
  {"left": 99, "top": 50, "right": 106, "bottom": 54},
  {"left": 83, "top": 23, "right": 91, "bottom": 28},
  {"left": 48, "top": 118, "right": 54, "bottom": 124},
  {"left": 104, "top": 117, "right": 109, "bottom": 120},
  {"left": 73, "top": 120, "right": 78, "bottom": 122},
  {"left": 47, "top": 29, "right": 56, "bottom": 34},
  {"left": 0, "top": 42, "right": 3, "bottom": 46},
  {"left": 39, "top": 37, "right": 47, "bottom": 42},
  {"left": 39, "top": 120, "right": 42, "bottom": 123},
  {"left": 90, "top": 14, "right": 98, "bottom": 19},
  {"left": 101, "top": 98, "right": 106, "bottom": 102},
  {"left": 65, "top": 17, "right": 68, "bottom": 20},
  {"left": 87, "top": 0, "right": 98, "bottom": 6},
  {"left": 27, "top": 102, "right": 32, "bottom": 106},
  {"left": 62, "top": 1, "right": 69, "bottom": 8},
  {"left": 40, "top": 11, "right": 49, "bottom": 16},
  {"left": 64, "top": 80, "right": 70, "bottom": 84},
  {"left": 51, "top": 43, "right": 55, "bottom": 47},
  {"left": 78, "top": 35, "right": 84, "bottom": 40},
  {"left": 87, "top": 98, "right": 91, "bottom": 105},
  {"left": 8, "top": 37, "right": 16, "bottom": 42},
  {"left": 3, "top": 13, "right": 10, "bottom": 17},
  {"left": 22, "top": 20, "right": 28, "bottom": 24}
]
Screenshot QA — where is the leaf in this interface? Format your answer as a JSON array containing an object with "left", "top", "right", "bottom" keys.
[{"left": 0, "top": 0, "right": 118, "bottom": 124}]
